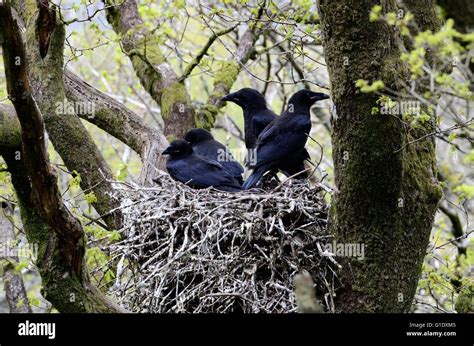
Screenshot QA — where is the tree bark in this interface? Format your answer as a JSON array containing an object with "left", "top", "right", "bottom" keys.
[
  {"left": 0, "top": 104, "right": 21, "bottom": 150},
  {"left": 104, "top": 0, "right": 263, "bottom": 140},
  {"left": 0, "top": 2, "right": 125, "bottom": 312},
  {"left": 318, "top": 0, "right": 441, "bottom": 312},
  {"left": 104, "top": 0, "right": 196, "bottom": 139},
  {"left": 101, "top": 0, "right": 264, "bottom": 184},
  {"left": 1, "top": 148, "right": 124, "bottom": 312},
  {"left": 64, "top": 70, "right": 168, "bottom": 184},
  {"left": 17, "top": 0, "right": 122, "bottom": 230}
]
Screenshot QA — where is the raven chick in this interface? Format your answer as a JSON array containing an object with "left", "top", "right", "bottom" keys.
[
  {"left": 162, "top": 139, "right": 242, "bottom": 192},
  {"left": 221, "top": 88, "right": 276, "bottom": 149},
  {"left": 184, "top": 128, "right": 244, "bottom": 184},
  {"left": 222, "top": 88, "right": 312, "bottom": 181},
  {"left": 243, "top": 90, "right": 329, "bottom": 189}
]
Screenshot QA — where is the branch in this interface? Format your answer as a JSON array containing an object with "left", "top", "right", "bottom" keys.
[
  {"left": 104, "top": 0, "right": 196, "bottom": 138},
  {"left": 1, "top": 145, "right": 126, "bottom": 312},
  {"left": 0, "top": 103, "right": 21, "bottom": 149},
  {"left": 64, "top": 69, "right": 168, "bottom": 183},
  {"left": 179, "top": 24, "right": 238, "bottom": 81},
  {"left": 394, "top": 120, "right": 474, "bottom": 153},
  {"left": 439, "top": 203, "right": 467, "bottom": 256},
  {"left": 0, "top": 3, "right": 125, "bottom": 312},
  {"left": 1, "top": 1, "right": 85, "bottom": 275},
  {"left": 274, "top": 39, "right": 311, "bottom": 89},
  {"left": 196, "top": 14, "right": 265, "bottom": 126},
  {"left": 15, "top": 0, "right": 122, "bottom": 230}
]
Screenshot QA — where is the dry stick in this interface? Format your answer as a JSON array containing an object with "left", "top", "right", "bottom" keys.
[
  {"left": 273, "top": 167, "right": 313, "bottom": 191},
  {"left": 394, "top": 119, "right": 474, "bottom": 153},
  {"left": 108, "top": 172, "right": 332, "bottom": 312},
  {"left": 435, "top": 229, "right": 474, "bottom": 251},
  {"left": 179, "top": 24, "right": 239, "bottom": 81}
]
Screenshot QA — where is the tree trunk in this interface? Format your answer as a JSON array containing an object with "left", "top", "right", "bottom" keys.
[
  {"left": 318, "top": 0, "right": 442, "bottom": 312},
  {"left": 1, "top": 149, "right": 124, "bottom": 312},
  {"left": 0, "top": 3, "right": 125, "bottom": 312},
  {"left": 17, "top": 0, "right": 122, "bottom": 230},
  {"left": 64, "top": 70, "right": 169, "bottom": 184}
]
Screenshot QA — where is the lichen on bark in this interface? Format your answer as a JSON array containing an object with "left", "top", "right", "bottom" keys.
[
  {"left": 1, "top": 148, "right": 124, "bottom": 312},
  {"left": 160, "top": 81, "right": 196, "bottom": 139},
  {"left": 0, "top": 104, "right": 21, "bottom": 149},
  {"left": 193, "top": 61, "right": 241, "bottom": 129},
  {"left": 20, "top": 0, "right": 122, "bottom": 230}
]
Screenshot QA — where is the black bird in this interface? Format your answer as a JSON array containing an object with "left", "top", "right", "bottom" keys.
[
  {"left": 277, "top": 148, "right": 311, "bottom": 179},
  {"left": 162, "top": 139, "right": 242, "bottom": 192},
  {"left": 222, "top": 88, "right": 310, "bottom": 181},
  {"left": 184, "top": 128, "right": 244, "bottom": 184},
  {"left": 243, "top": 89, "right": 329, "bottom": 189},
  {"left": 221, "top": 88, "right": 276, "bottom": 149}
]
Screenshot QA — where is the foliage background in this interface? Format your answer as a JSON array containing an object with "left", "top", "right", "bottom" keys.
[{"left": 0, "top": 0, "right": 472, "bottom": 313}]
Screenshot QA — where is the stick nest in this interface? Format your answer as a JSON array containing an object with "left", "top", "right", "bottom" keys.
[{"left": 108, "top": 172, "right": 337, "bottom": 313}]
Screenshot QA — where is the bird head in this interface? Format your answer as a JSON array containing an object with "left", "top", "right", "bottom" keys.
[
  {"left": 162, "top": 139, "right": 193, "bottom": 157},
  {"left": 184, "top": 128, "right": 214, "bottom": 145},
  {"left": 221, "top": 88, "right": 268, "bottom": 110},
  {"left": 286, "top": 89, "right": 330, "bottom": 114}
]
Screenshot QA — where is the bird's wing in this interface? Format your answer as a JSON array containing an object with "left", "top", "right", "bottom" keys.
[
  {"left": 196, "top": 141, "right": 244, "bottom": 175},
  {"left": 255, "top": 115, "right": 311, "bottom": 166},
  {"left": 222, "top": 148, "right": 244, "bottom": 175},
  {"left": 252, "top": 110, "right": 277, "bottom": 137},
  {"left": 256, "top": 118, "right": 280, "bottom": 146},
  {"left": 293, "top": 116, "right": 312, "bottom": 135},
  {"left": 189, "top": 156, "right": 239, "bottom": 187},
  {"left": 223, "top": 159, "right": 244, "bottom": 175},
  {"left": 217, "top": 147, "right": 243, "bottom": 173}
]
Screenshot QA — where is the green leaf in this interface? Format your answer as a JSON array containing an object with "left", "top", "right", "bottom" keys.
[
  {"left": 69, "top": 170, "right": 81, "bottom": 189},
  {"left": 15, "top": 260, "right": 28, "bottom": 272},
  {"left": 369, "top": 5, "right": 382, "bottom": 22},
  {"left": 85, "top": 192, "right": 98, "bottom": 204},
  {"left": 453, "top": 184, "right": 474, "bottom": 199},
  {"left": 117, "top": 164, "right": 128, "bottom": 181},
  {"left": 109, "top": 230, "right": 121, "bottom": 242},
  {"left": 355, "top": 79, "right": 385, "bottom": 93}
]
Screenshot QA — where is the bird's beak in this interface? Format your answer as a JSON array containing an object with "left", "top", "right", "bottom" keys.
[
  {"left": 310, "top": 92, "right": 330, "bottom": 101},
  {"left": 221, "top": 92, "right": 238, "bottom": 103},
  {"left": 162, "top": 148, "right": 171, "bottom": 155}
]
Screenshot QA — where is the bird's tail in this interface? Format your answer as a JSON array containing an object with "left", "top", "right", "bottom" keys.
[{"left": 243, "top": 165, "right": 267, "bottom": 189}]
